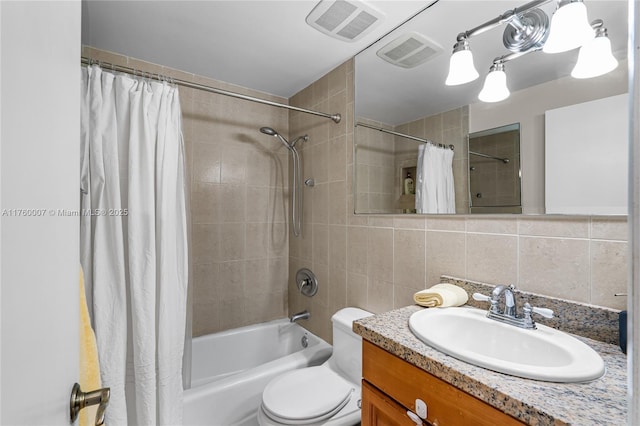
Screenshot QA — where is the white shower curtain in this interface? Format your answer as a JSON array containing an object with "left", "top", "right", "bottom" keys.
[
  {"left": 80, "top": 65, "right": 188, "bottom": 426},
  {"left": 415, "top": 144, "right": 456, "bottom": 214}
]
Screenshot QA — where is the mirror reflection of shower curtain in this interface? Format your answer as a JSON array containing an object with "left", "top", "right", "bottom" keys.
[
  {"left": 80, "top": 65, "right": 189, "bottom": 426},
  {"left": 415, "top": 144, "right": 455, "bottom": 214}
]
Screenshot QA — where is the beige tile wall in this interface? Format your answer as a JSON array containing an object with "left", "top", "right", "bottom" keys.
[
  {"left": 288, "top": 58, "right": 628, "bottom": 344},
  {"left": 354, "top": 119, "right": 396, "bottom": 213},
  {"left": 83, "top": 47, "right": 290, "bottom": 337}
]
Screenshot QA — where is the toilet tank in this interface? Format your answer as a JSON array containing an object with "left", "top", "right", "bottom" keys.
[{"left": 330, "top": 307, "right": 373, "bottom": 384}]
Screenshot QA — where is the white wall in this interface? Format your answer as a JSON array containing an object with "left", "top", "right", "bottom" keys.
[
  {"left": 0, "top": 2, "right": 4, "bottom": 418},
  {"left": 545, "top": 94, "right": 628, "bottom": 215},
  {"left": 469, "top": 62, "right": 628, "bottom": 214},
  {"left": 1, "top": 1, "right": 80, "bottom": 424}
]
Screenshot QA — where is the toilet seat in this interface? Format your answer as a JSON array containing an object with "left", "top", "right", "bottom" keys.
[{"left": 261, "top": 366, "right": 354, "bottom": 425}]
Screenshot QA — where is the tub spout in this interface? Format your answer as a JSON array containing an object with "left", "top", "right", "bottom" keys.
[{"left": 290, "top": 310, "right": 310, "bottom": 323}]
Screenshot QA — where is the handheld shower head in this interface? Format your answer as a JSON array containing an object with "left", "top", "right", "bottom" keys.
[
  {"left": 259, "top": 126, "right": 293, "bottom": 151},
  {"left": 260, "top": 127, "right": 278, "bottom": 137},
  {"left": 258, "top": 125, "right": 306, "bottom": 237}
]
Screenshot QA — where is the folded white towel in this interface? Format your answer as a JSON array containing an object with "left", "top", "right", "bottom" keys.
[{"left": 413, "top": 283, "right": 469, "bottom": 308}]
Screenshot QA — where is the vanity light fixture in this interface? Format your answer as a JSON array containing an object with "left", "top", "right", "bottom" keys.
[
  {"left": 444, "top": 0, "right": 551, "bottom": 91},
  {"left": 445, "top": 37, "right": 479, "bottom": 85},
  {"left": 571, "top": 20, "right": 618, "bottom": 79},
  {"left": 542, "top": 0, "right": 594, "bottom": 54},
  {"left": 478, "top": 62, "right": 510, "bottom": 103},
  {"left": 444, "top": 0, "right": 616, "bottom": 103}
]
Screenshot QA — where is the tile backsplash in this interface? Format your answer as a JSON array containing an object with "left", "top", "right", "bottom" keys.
[{"left": 442, "top": 275, "right": 621, "bottom": 345}]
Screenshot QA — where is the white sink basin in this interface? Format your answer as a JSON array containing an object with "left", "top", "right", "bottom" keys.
[{"left": 408, "top": 307, "right": 605, "bottom": 383}]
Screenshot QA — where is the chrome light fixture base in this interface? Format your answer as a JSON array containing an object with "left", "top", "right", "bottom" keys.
[{"left": 503, "top": 8, "right": 550, "bottom": 53}]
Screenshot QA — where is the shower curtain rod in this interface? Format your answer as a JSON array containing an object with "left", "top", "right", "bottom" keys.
[
  {"left": 469, "top": 150, "right": 510, "bottom": 163},
  {"left": 81, "top": 57, "right": 342, "bottom": 123},
  {"left": 356, "top": 122, "right": 454, "bottom": 150}
]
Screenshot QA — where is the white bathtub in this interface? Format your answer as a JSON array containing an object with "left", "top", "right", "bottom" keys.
[{"left": 183, "top": 318, "right": 332, "bottom": 426}]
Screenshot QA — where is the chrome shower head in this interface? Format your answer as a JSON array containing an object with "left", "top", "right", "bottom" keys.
[
  {"left": 260, "top": 127, "right": 278, "bottom": 137},
  {"left": 260, "top": 126, "right": 294, "bottom": 151}
]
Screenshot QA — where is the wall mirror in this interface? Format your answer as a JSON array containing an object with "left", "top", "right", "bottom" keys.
[
  {"left": 468, "top": 123, "right": 522, "bottom": 214},
  {"left": 354, "top": 0, "right": 628, "bottom": 215}
]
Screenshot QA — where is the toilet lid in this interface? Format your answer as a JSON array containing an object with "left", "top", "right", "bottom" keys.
[{"left": 262, "top": 366, "right": 354, "bottom": 423}]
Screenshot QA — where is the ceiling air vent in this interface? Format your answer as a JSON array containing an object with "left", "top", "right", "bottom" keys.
[
  {"left": 376, "top": 32, "right": 443, "bottom": 68},
  {"left": 306, "top": 0, "right": 383, "bottom": 42}
]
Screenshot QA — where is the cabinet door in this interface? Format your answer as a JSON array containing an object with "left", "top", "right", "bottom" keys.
[
  {"left": 363, "top": 341, "right": 525, "bottom": 426},
  {"left": 362, "top": 381, "right": 426, "bottom": 426}
]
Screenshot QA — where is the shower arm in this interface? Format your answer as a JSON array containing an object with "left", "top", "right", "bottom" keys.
[
  {"left": 290, "top": 135, "right": 309, "bottom": 148},
  {"left": 274, "top": 134, "right": 293, "bottom": 150}
]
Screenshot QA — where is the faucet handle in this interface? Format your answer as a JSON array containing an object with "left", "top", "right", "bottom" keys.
[
  {"left": 472, "top": 292, "right": 491, "bottom": 302},
  {"left": 531, "top": 306, "right": 554, "bottom": 319},
  {"left": 523, "top": 303, "right": 554, "bottom": 319},
  {"left": 473, "top": 292, "right": 501, "bottom": 314}
]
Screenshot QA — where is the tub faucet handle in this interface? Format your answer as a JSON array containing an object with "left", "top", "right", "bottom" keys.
[
  {"left": 299, "top": 278, "right": 312, "bottom": 291},
  {"left": 296, "top": 268, "right": 318, "bottom": 297}
]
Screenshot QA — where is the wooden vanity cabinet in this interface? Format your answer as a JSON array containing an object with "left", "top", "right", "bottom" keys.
[
  {"left": 362, "top": 381, "right": 425, "bottom": 426},
  {"left": 361, "top": 340, "right": 526, "bottom": 426}
]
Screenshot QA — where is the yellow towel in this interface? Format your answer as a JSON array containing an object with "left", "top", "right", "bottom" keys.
[
  {"left": 413, "top": 283, "right": 469, "bottom": 308},
  {"left": 79, "top": 268, "right": 101, "bottom": 426}
]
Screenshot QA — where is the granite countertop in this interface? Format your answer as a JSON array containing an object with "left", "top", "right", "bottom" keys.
[{"left": 354, "top": 305, "right": 627, "bottom": 426}]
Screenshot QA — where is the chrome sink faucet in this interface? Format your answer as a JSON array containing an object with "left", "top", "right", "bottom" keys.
[
  {"left": 490, "top": 284, "right": 517, "bottom": 317},
  {"left": 474, "top": 284, "right": 553, "bottom": 329}
]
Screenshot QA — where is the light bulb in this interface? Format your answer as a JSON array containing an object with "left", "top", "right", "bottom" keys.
[
  {"left": 571, "top": 26, "right": 618, "bottom": 79},
  {"left": 478, "top": 63, "right": 510, "bottom": 103},
  {"left": 445, "top": 39, "right": 479, "bottom": 86},
  {"left": 543, "top": 1, "right": 594, "bottom": 54}
]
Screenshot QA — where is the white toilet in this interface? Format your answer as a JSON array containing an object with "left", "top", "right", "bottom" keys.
[{"left": 257, "top": 307, "right": 373, "bottom": 426}]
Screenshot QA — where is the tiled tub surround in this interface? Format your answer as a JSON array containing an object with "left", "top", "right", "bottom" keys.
[{"left": 354, "top": 305, "right": 626, "bottom": 425}]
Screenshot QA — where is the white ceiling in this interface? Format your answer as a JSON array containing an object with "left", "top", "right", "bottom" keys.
[{"left": 81, "top": 0, "right": 431, "bottom": 98}]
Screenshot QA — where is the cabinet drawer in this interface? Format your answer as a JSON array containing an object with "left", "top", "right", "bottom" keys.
[{"left": 362, "top": 340, "right": 525, "bottom": 426}]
